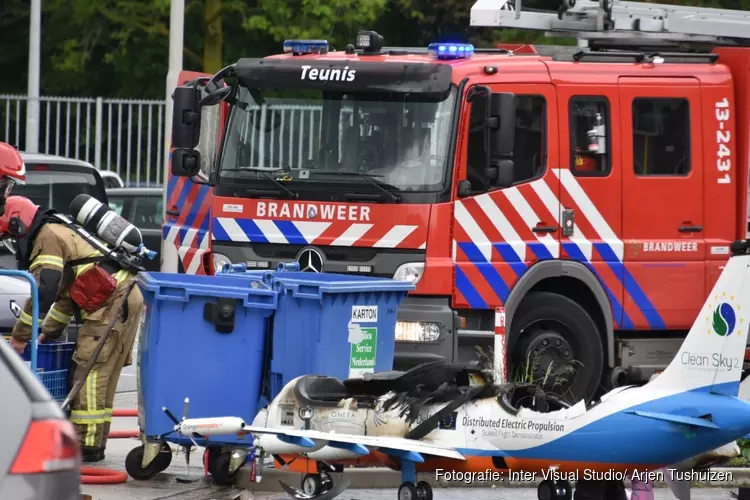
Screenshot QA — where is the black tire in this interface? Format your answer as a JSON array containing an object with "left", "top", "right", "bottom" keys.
[
  {"left": 125, "top": 445, "right": 163, "bottom": 481},
  {"left": 302, "top": 474, "right": 322, "bottom": 496},
  {"left": 416, "top": 480, "right": 433, "bottom": 500},
  {"left": 511, "top": 291, "right": 604, "bottom": 403},
  {"left": 209, "top": 450, "right": 247, "bottom": 486},
  {"left": 153, "top": 443, "right": 173, "bottom": 473},
  {"left": 398, "top": 482, "right": 419, "bottom": 500},
  {"left": 206, "top": 446, "right": 222, "bottom": 471},
  {"left": 538, "top": 480, "right": 554, "bottom": 500},
  {"left": 557, "top": 480, "right": 573, "bottom": 500}
]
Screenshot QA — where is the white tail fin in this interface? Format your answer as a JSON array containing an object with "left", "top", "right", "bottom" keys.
[{"left": 648, "top": 243, "right": 750, "bottom": 395}]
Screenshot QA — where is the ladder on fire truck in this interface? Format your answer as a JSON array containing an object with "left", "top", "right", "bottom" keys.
[{"left": 470, "top": 0, "right": 750, "bottom": 50}]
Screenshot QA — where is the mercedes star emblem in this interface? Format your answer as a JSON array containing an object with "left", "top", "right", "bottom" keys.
[
  {"left": 307, "top": 206, "right": 318, "bottom": 219},
  {"left": 297, "top": 247, "right": 324, "bottom": 273}
]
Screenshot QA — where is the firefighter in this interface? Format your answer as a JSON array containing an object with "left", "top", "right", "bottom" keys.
[{"left": 3, "top": 196, "right": 144, "bottom": 463}]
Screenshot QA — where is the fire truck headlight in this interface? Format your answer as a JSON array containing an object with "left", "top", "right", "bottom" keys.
[
  {"left": 395, "top": 321, "right": 441, "bottom": 342},
  {"left": 212, "top": 253, "right": 232, "bottom": 274},
  {"left": 393, "top": 263, "right": 424, "bottom": 284}
]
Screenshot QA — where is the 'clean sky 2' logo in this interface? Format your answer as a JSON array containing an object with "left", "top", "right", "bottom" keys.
[{"left": 709, "top": 295, "right": 739, "bottom": 336}]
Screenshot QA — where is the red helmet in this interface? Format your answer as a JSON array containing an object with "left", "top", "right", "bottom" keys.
[
  {"left": 0, "top": 142, "right": 26, "bottom": 183},
  {"left": 0, "top": 143, "right": 25, "bottom": 199},
  {"left": 0, "top": 196, "right": 39, "bottom": 239}
]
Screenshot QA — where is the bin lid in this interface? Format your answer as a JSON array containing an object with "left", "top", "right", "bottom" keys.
[
  {"left": 137, "top": 272, "right": 278, "bottom": 309},
  {"left": 227, "top": 270, "right": 415, "bottom": 294}
]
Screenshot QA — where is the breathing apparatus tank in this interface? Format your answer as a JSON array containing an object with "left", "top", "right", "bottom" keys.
[{"left": 69, "top": 194, "right": 156, "bottom": 259}]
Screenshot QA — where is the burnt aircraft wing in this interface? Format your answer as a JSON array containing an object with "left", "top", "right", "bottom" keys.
[{"left": 243, "top": 425, "right": 466, "bottom": 461}]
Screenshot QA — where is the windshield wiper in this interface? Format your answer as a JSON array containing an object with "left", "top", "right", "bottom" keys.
[
  {"left": 307, "top": 170, "right": 401, "bottom": 203},
  {"left": 222, "top": 166, "right": 298, "bottom": 199}
]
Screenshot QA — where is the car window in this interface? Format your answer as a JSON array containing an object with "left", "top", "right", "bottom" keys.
[
  {"left": 132, "top": 197, "right": 163, "bottom": 230},
  {"left": 103, "top": 177, "right": 122, "bottom": 189},
  {"left": 108, "top": 196, "right": 133, "bottom": 218},
  {"left": 14, "top": 167, "right": 106, "bottom": 213}
]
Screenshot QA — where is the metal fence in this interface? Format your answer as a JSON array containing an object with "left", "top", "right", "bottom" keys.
[
  {"left": 1, "top": 95, "right": 452, "bottom": 188},
  {"left": 0, "top": 95, "right": 167, "bottom": 187}
]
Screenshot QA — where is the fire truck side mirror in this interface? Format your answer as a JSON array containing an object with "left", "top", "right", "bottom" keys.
[
  {"left": 489, "top": 93, "right": 515, "bottom": 157},
  {"left": 172, "top": 86, "right": 202, "bottom": 149},
  {"left": 172, "top": 148, "right": 202, "bottom": 177},
  {"left": 490, "top": 159, "right": 514, "bottom": 189}
]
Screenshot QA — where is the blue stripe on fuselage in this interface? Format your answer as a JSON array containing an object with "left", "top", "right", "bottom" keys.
[{"left": 456, "top": 382, "right": 750, "bottom": 465}]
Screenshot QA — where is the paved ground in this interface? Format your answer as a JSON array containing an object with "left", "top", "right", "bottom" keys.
[
  {"left": 80, "top": 392, "right": 231, "bottom": 500},
  {"left": 252, "top": 489, "right": 740, "bottom": 499}
]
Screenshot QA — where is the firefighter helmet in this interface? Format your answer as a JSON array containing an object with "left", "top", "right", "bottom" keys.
[
  {"left": 0, "top": 143, "right": 26, "bottom": 201},
  {"left": 0, "top": 142, "right": 26, "bottom": 182},
  {"left": 0, "top": 196, "right": 39, "bottom": 238}
]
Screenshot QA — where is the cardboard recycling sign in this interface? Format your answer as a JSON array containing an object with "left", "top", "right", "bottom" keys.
[{"left": 348, "top": 305, "right": 378, "bottom": 378}]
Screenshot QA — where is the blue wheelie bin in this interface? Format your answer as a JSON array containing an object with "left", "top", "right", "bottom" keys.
[
  {"left": 221, "top": 263, "right": 415, "bottom": 401},
  {"left": 136, "top": 272, "right": 278, "bottom": 446}
]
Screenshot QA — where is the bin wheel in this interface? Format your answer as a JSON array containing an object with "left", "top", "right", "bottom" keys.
[
  {"left": 302, "top": 474, "right": 322, "bottom": 496},
  {"left": 125, "top": 445, "right": 165, "bottom": 481},
  {"left": 205, "top": 446, "right": 222, "bottom": 471},
  {"left": 208, "top": 450, "right": 246, "bottom": 486},
  {"left": 153, "top": 443, "right": 172, "bottom": 473}
]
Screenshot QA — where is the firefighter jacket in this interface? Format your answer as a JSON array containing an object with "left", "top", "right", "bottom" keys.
[{"left": 11, "top": 220, "right": 132, "bottom": 343}]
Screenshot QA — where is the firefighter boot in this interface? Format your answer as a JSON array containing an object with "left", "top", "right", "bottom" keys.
[{"left": 81, "top": 446, "right": 105, "bottom": 463}]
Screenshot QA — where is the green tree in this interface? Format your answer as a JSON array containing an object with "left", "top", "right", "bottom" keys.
[{"left": 237, "top": 0, "right": 389, "bottom": 52}]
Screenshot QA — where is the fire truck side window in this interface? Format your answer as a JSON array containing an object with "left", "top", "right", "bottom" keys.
[
  {"left": 569, "top": 97, "right": 611, "bottom": 176},
  {"left": 632, "top": 98, "right": 691, "bottom": 176},
  {"left": 512, "top": 95, "right": 546, "bottom": 184},
  {"left": 466, "top": 94, "right": 546, "bottom": 191}
]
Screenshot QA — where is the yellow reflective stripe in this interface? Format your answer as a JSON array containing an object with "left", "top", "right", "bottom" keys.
[
  {"left": 74, "top": 250, "right": 103, "bottom": 277},
  {"left": 46, "top": 306, "right": 73, "bottom": 325},
  {"left": 114, "top": 270, "right": 131, "bottom": 283},
  {"left": 70, "top": 409, "right": 109, "bottom": 424},
  {"left": 83, "top": 369, "right": 99, "bottom": 447},
  {"left": 29, "top": 255, "right": 64, "bottom": 270},
  {"left": 104, "top": 407, "right": 113, "bottom": 423},
  {"left": 19, "top": 310, "right": 33, "bottom": 326}
]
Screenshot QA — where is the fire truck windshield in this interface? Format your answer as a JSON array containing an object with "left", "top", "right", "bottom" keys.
[{"left": 218, "top": 85, "right": 457, "bottom": 195}]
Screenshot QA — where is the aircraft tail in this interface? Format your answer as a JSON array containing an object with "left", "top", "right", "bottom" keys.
[{"left": 647, "top": 240, "right": 750, "bottom": 396}]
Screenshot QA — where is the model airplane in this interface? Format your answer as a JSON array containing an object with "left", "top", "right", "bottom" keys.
[{"left": 175, "top": 239, "right": 750, "bottom": 500}]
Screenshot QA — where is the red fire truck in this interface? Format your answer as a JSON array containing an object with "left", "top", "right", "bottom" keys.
[{"left": 164, "top": 0, "right": 750, "bottom": 402}]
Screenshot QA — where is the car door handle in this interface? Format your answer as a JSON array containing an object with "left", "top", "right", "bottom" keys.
[
  {"left": 166, "top": 208, "right": 180, "bottom": 217},
  {"left": 678, "top": 225, "right": 702, "bottom": 233},
  {"left": 532, "top": 225, "right": 557, "bottom": 234}
]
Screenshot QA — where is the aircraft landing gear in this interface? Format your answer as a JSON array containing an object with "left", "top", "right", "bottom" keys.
[
  {"left": 398, "top": 480, "right": 433, "bottom": 500},
  {"left": 301, "top": 471, "right": 334, "bottom": 496},
  {"left": 538, "top": 479, "right": 572, "bottom": 500},
  {"left": 395, "top": 454, "right": 433, "bottom": 500}
]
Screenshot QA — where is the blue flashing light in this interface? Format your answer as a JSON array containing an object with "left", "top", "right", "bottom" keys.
[
  {"left": 427, "top": 43, "right": 474, "bottom": 60},
  {"left": 283, "top": 40, "right": 329, "bottom": 55}
]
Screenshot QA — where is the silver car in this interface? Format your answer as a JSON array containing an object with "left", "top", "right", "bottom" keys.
[{"left": 0, "top": 333, "right": 80, "bottom": 499}]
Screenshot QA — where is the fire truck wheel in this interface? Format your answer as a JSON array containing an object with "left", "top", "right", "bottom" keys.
[{"left": 511, "top": 291, "right": 603, "bottom": 404}]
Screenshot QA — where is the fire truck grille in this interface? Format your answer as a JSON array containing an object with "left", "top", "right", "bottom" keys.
[{"left": 251, "top": 243, "right": 379, "bottom": 262}]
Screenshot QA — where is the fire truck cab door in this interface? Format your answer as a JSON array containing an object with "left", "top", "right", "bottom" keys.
[
  {"left": 162, "top": 70, "right": 222, "bottom": 275},
  {"left": 618, "top": 77, "right": 704, "bottom": 329},
  {"left": 453, "top": 83, "right": 560, "bottom": 310}
]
